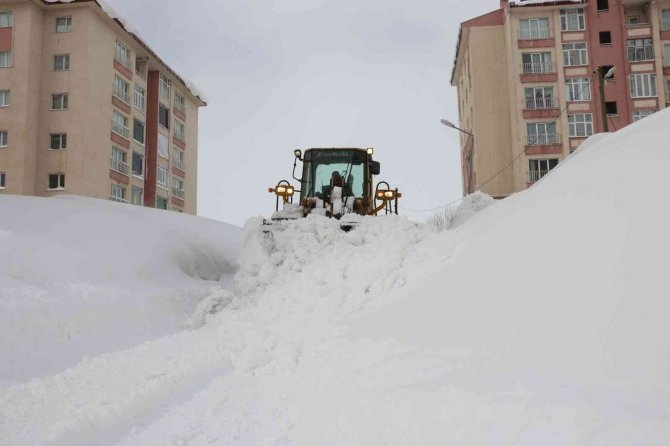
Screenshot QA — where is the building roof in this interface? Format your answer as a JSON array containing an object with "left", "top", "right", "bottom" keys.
[{"left": 41, "top": 0, "right": 207, "bottom": 105}]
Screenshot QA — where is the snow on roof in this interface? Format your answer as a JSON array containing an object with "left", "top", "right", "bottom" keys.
[
  {"left": 43, "top": 0, "right": 207, "bottom": 105},
  {"left": 509, "top": 0, "right": 584, "bottom": 5}
]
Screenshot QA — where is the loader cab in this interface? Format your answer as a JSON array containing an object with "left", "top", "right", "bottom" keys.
[{"left": 298, "top": 148, "right": 376, "bottom": 211}]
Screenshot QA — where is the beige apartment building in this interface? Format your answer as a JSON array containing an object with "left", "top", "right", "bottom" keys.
[
  {"left": 0, "top": 0, "right": 206, "bottom": 214},
  {"left": 451, "top": 0, "right": 670, "bottom": 198}
]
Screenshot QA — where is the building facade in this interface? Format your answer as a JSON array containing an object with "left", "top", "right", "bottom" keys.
[
  {"left": 0, "top": 0, "right": 206, "bottom": 214},
  {"left": 451, "top": 0, "right": 670, "bottom": 198}
]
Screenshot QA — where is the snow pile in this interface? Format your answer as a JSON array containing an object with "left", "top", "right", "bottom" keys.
[
  {"left": 510, "top": 0, "right": 583, "bottom": 6},
  {"left": 0, "top": 196, "right": 240, "bottom": 381},
  {"left": 2, "top": 109, "right": 670, "bottom": 444},
  {"left": 428, "top": 191, "right": 495, "bottom": 230}
]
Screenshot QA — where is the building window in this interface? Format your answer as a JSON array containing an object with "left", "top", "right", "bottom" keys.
[
  {"left": 632, "top": 109, "right": 655, "bottom": 121},
  {"left": 52, "top": 93, "right": 69, "bottom": 110},
  {"left": 601, "top": 65, "right": 615, "bottom": 79},
  {"left": 172, "top": 178, "right": 185, "bottom": 199},
  {"left": 114, "top": 41, "right": 131, "bottom": 69},
  {"left": 133, "top": 119, "right": 145, "bottom": 145},
  {"left": 48, "top": 174, "right": 65, "bottom": 190},
  {"left": 132, "top": 152, "right": 144, "bottom": 177},
  {"left": 131, "top": 186, "right": 143, "bottom": 206},
  {"left": 110, "top": 184, "right": 127, "bottom": 203},
  {"left": 568, "top": 113, "right": 593, "bottom": 137},
  {"left": 664, "top": 44, "right": 670, "bottom": 67},
  {"left": 112, "top": 110, "right": 129, "bottom": 138},
  {"left": 174, "top": 92, "right": 186, "bottom": 114},
  {"left": 597, "top": 0, "right": 609, "bottom": 12},
  {"left": 173, "top": 149, "right": 185, "bottom": 170},
  {"left": 0, "top": 172, "right": 5, "bottom": 189},
  {"left": 605, "top": 101, "right": 618, "bottom": 116},
  {"left": 0, "top": 12, "right": 13, "bottom": 28},
  {"left": 521, "top": 52, "right": 552, "bottom": 74},
  {"left": 560, "top": 9, "right": 585, "bottom": 31},
  {"left": 134, "top": 85, "right": 146, "bottom": 112},
  {"left": 663, "top": 10, "right": 670, "bottom": 30},
  {"left": 135, "top": 58, "right": 147, "bottom": 78},
  {"left": 156, "top": 196, "right": 168, "bottom": 210},
  {"left": 0, "top": 51, "right": 11, "bottom": 68},
  {"left": 111, "top": 146, "right": 128, "bottom": 174},
  {"left": 54, "top": 54, "right": 70, "bottom": 71},
  {"left": 599, "top": 31, "right": 612, "bottom": 45},
  {"left": 563, "top": 42, "right": 588, "bottom": 66},
  {"left": 565, "top": 77, "right": 591, "bottom": 101},
  {"left": 0, "top": 89, "right": 9, "bottom": 106},
  {"left": 626, "top": 16, "right": 640, "bottom": 26},
  {"left": 50, "top": 133, "right": 67, "bottom": 150},
  {"left": 629, "top": 73, "right": 657, "bottom": 97},
  {"left": 0, "top": 130, "right": 7, "bottom": 147},
  {"left": 174, "top": 120, "right": 185, "bottom": 142},
  {"left": 526, "top": 122, "right": 558, "bottom": 146},
  {"left": 56, "top": 17, "right": 72, "bottom": 33},
  {"left": 113, "top": 75, "right": 130, "bottom": 103},
  {"left": 528, "top": 159, "right": 559, "bottom": 183},
  {"left": 159, "top": 105, "right": 170, "bottom": 128},
  {"left": 519, "top": 18, "right": 550, "bottom": 39},
  {"left": 524, "top": 87, "right": 555, "bottom": 109},
  {"left": 627, "top": 39, "right": 654, "bottom": 62},
  {"left": 157, "top": 165, "right": 168, "bottom": 189},
  {"left": 159, "top": 74, "right": 171, "bottom": 101}
]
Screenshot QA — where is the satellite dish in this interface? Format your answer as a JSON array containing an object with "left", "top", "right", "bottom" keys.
[{"left": 604, "top": 66, "right": 616, "bottom": 80}]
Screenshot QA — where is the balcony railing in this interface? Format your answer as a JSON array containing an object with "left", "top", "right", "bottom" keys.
[
  {"left": 524, "top": 97, "right": 557, "bottom": 110},
  {"left": 662, "top": 19, "right": 670, "bottom": 30},
  {"left": 522, "top": 62, "right": 554, "bottom": 74},
  {"left": 528, "top": 170, "right": 549, "bottom": 183},
  {"left": 110, "top": 158, "right": 129, "bottom": 175},
  {"left": 109, "top": 195, "right": 128, "bottom": 203},
  {"left": 172, "top": 188, "right": 185, "bottom": 199},
  {"left": 172, "top": 158, "right": 185, "bottom": 170},
  {"left": 111, "top": 120, "right": 130, "bottom": 139},
  {"left": 519, "top": 28, "right": 551, "bottom": 40},
  {"left": 527, "top": 133, "right": 560, "bottom": 145}
]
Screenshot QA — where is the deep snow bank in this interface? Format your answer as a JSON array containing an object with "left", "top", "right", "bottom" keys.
[{"left": 0, "top": 196, "right": 240, "bottom": 381}]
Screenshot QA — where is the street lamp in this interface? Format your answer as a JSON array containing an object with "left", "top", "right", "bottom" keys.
[{"left": 441, "top": 118, "right": 475, "bottom": 195}]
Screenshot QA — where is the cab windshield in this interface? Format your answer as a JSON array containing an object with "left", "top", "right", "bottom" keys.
[{"left": 301, "top": 150, "right": 366, "bottom": 200}]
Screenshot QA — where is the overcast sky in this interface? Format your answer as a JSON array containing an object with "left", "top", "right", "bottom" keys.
[{"left": 107, "top": 0, "right": 495, "bottom": 226}]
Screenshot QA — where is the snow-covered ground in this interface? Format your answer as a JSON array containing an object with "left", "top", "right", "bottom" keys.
[{"left": 2, "top": 109, "right": 670, "bottom": 444}]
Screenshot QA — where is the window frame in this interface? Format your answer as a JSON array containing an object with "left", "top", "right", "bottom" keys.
[
  {"left": 627, "top": 38, "right": 654, "bottom": 62},
  {"left": 110, "top": 184, "right": 127, "bottom": 202},
  {"left": 174, "top": 119, "right": 185, "bottom": 142},
  {"left": 114, "top": 41, "right": 131, "bottom": 69},
  {"left": 0, "top": 130, "right": 7, "bottom": 148},
  {"left": 519, "top": 18, "right": 550, "bottom": 39},
  {"left": 112, "top": 110, "right": 130, "bottom": 138},
  {"left": 134, "top": 84, "right": 146, "bottom": 112},
  {"left": 567, "top": 113, "right": 593, "bottom": 137},
  {"left": 174, "top": 91, "right": 186, "bottom": 113},
  {"left": 524, "top": 86, "right": 555, "bottom": 109},
  {"left": 159, "top": 105, "right": 170, "bottom": 129},
  {"left": 526, "top": 122, "right": 558, "bottom": 145},
  {"left": 49, "top": 133, "right": 67, "bottom": 150},
  {"left": 0, "top": 50, "right": 12, "bottom": 68},
  {"left": 55, "top": 16, "right": 72, "bottom": 33},
  {"left": 562, "top": 42, "right": 588, "bottom": 66},
  {"left": 157, "top": 165, "right": 169, "bottom": 189},
  {"left": 131, "top": 186, "right": 144, "bottom": 206},
  {"left": 111, "top": 146, "right": 128, "bottom": 174},
  {"left": 47, "top": 173, "right": 65, "bottom": 190},
  {"left": 172, "top": 149, "right": 185, "bottom": 170},
  {"left": 133, "top": 118, "right": 145, "bottom": 145},
  {"left": 632, "top": 109, "right": 655, "bottom": 121},
  {"left": 565, "top": 77, "right": 591, "bottom": 102},
  {"left": 560, "top": 8, "right": 586, "bottom": 32},
  {"left": 51, "top": 93, "right": 69, "bottom": 110},
  {"left": 54, "top": 54, "right": 71, "bottom": 71},
  {"left": 0, "top": 172, "right": 5, "bottom": 189},
  {"left": 663, "top": 9, "right": 670, "bottom": 30},
  {"left": 0, "top": 12, "right": 13, "bottom": 28},
  {"left": 132, "top": 151, "right": 144, "bottom": 177},
  {"left": 521, "top": 52, "right": 553, "bottom": 74},
  {"left": 113, "top": 75, "right": 130, "bottom": 104},
  {"left": 0, "top": 89, "right": 9, "bottom": 107},
  {"left": 159, "top": 74, "right": 171, "bottom": 101},
  {"left": 629, "top": 73, "right": 657, "bottom": 98}
]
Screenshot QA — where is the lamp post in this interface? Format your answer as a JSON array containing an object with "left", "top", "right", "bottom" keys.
[{"left": 441, "top": 119, "right": 475, "bottom": 195}]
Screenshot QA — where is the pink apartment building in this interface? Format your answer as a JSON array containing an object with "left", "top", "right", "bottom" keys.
[
  {"left": 0, "top": 0, "right": 206, "bottom": 214},
  {"left": 451, "top": 0, "right": 670, "bottom": 198}
]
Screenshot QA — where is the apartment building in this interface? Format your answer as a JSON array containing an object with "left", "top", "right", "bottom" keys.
[
  {"left": 0, "top": 0, "right": 206, "bottom": 214},
  {"left": 451, "top": 0, "right": 669, "bottom": 198}
]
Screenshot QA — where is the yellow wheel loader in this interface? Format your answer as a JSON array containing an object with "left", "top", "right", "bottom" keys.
[{"left": 267, "top": 147, "right": 401, "bottom": 230}]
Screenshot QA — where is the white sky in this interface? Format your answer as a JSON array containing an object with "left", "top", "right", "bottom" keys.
[{"left": 106, "top": 0, "right": 495, "bottom": 226}]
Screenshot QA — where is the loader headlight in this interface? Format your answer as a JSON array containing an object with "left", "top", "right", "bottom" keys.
[
  {"left": 294, "top": 149, "right": 302, "bottom": 159},
  {"left": 271, "top": 183, "right": 295, "bottom": 197},
  {"left": 366, "top": 147, "right": 374, "bottom": 155},
  {"left": 276, "top": 186, "right": 287, "bottom": 194},
  {"left": 376, "top": 189, "right": 400, "bottom": 200}
]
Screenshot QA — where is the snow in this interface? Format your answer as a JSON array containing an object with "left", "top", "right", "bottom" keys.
[
  {"left": 510, "top": 0, "right": 584, "bottom": 5},
  {"left": 2, "top": 109, "right": 670, "bottom": 444}
]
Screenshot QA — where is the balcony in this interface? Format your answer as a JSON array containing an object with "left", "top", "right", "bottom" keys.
[
  {"left": 528, "top": 170, "right": 549, "bottom": 183},
  {"left": 110, "top": 158, "right": 129, "bottom": 175},
  {"left": 172, "top": 158, "right": 185, "bottom": 170},
  {"left": 172, "top": 188, "right": 185, "bottom": 199},
  {"left": 524, "top": 97, "right": 557, "bottom": 110},
  {"left": 626, "top": 23, "right": 652, "bottom": 38},
  {"left": 111, "top": 120, "right": 130, "bottom": 139},
  {"left": 527, "top": 133, "right": 560, "bottom": 146},
  {"left": 522, "top": 62, "right": 555, "bottom": 75},
  {"left": 519, "top": 28, "right": 551, "bottom": 40}
]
